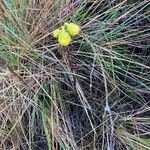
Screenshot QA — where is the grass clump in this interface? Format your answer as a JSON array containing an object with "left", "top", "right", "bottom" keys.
[{"left": 0, "top": 0, "right": 150, "bottom": 149}]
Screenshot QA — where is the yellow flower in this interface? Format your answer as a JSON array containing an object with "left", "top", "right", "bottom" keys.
[
  {"left": 52, "top": 28, "right": 61, "bottom": 38},
  {"left": 52, "top": 22, "right": 80, "bottom": 46},
  {"left": 65, "top": 22, "right": 80, "bottom": 37},
  {"left": 58, "top": 28, "right": 71, "bottom": 46}
]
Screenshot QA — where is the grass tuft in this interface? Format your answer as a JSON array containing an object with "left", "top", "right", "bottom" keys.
[{"left": 0, "top": 0, "right": 150, "bottom": 149}]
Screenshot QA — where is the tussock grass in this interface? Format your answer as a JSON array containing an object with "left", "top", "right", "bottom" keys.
[{"left": 0, "top": 0, "right": 150, "bottom": 149}]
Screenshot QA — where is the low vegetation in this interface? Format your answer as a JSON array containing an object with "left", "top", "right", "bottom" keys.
[{"left": 0, "top": 0, "right": 150, "bottom": 149}]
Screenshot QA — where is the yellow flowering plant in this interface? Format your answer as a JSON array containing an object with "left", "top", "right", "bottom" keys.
[
  {"left": 52, "top": 28, "right": 61, "bottom": 38},
  {"left": 52, "top": 22, "right": 80, "bottom": 46},
  {"left": 65, "top": 22, "right": 80, "bottom": 37},
  {"left": 58, "top": 27, "right": 72, "bottom": 46}
]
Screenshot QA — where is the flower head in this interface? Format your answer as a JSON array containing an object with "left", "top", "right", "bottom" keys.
[
  {"left": 58, "top": 28, "right": 71, "bottom": 46},
  {"left": 52, "top": 22, "right": 80, "bottom": 46},
  {"left": 65, "top": 22, "right": 80, "bottom": 37},
  {"left": 52, "top": 28, "right": 61, "bottom": 38}
]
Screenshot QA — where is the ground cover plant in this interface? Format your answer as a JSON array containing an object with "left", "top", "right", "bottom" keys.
[{"left": 0, "top": 0, "right": 150, "bottom": 149}]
